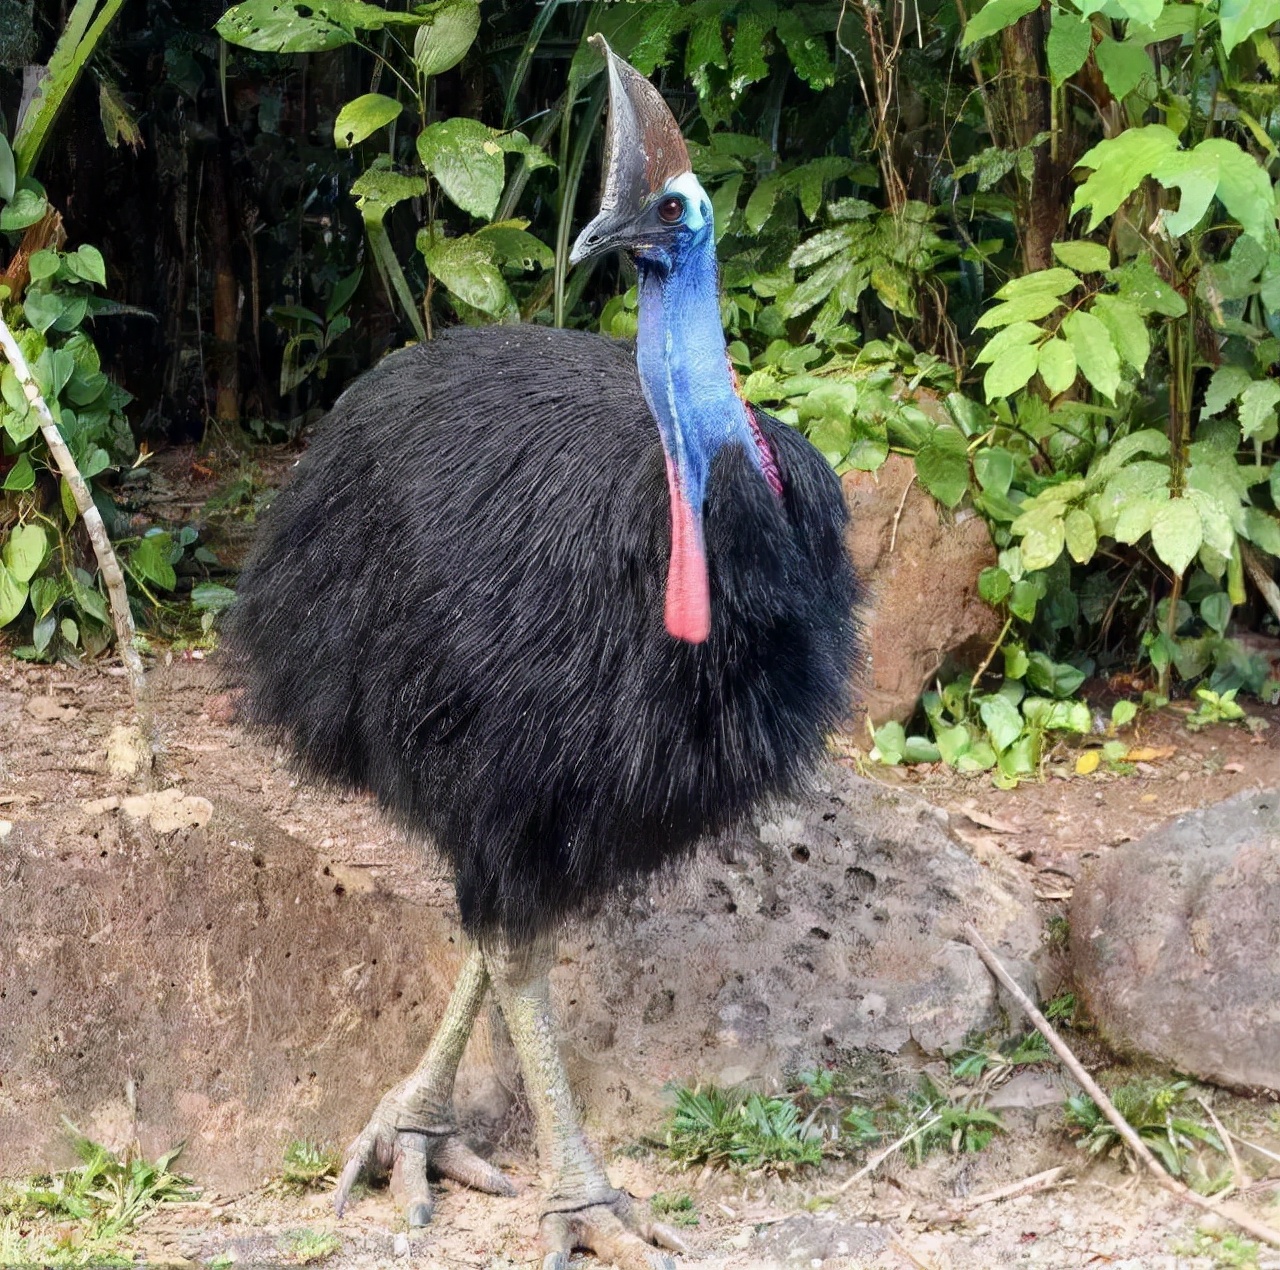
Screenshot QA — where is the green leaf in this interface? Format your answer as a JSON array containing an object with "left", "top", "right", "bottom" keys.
[
  {"left": 413, "top": 0, "right": 480, "bottom": 77},
  {"left": 1200, "top": 591, "right": 1232, "bottom": 635},
  {"left": 1052, "top": 240, "right": 1111, "bottom": 272},
  {"left": 1240, "top": 379, "right": 1280, "bottom": 441},
  {"left": 1114, "top": 256, "right": 1187, "bottom": 318},
  {"left": 974, "top": 321, "right": 1042, "bottom": 366},
  {"left": 993, "top": 268, "right": 1082, "bottom": 300},
  {"left": 1064, "top": 508, "right": 1098, "bottom": 562},
  {"left": 491, "top": 130, "right": 555, "bottom": 172},
  {"left": 0, "top": 186, "right": 47, "bottom": 231},
  {"left": 3, "top": 453, "right": 35, "bottom": 491},
  {"left": 216, "top": 0, "right": 428, "bottom": 51},
  {"left": 1112, "top": 699, "right": 1138, "bottom": 728},
  {"left": 1110, "top": 0, "right": 1164, "bottom": 22},
  {"left": 1026, "top": 652, "right": 1087, "bottom": 698},
  {"left": 417, "top": 117, "right": 505, "bottom": 220},
  {"left": 1046, "top": 10, "right": 1093, "bottom": 85},
  {"left": 1062, "top": 309, "right": 1121, "bottom": 400},
  {"left": 903, "top": 735, "right": 942, "bottom": 763},
  {"left": 29, "top": 576, "right": 58, "bottom": 619},
  {"left": 418, "top": 229, "right": 512, "bottom": 315},
  {"left": 1014, "top": 505, "right": 1066, "bottom": 570},
  {"left": 0, "top": 562, "right": 27, "bottom": 627},
  {"left": 914, "top": 426, "right": 970, "bottom": 508},
  {"left": 975, "top": 292, "right": 1072, "bottom": 329},
  {"left": 934, "top": 722, "right": 974, "bottom": 767},
  {"left": 1038, "top": 339, "right": 1078, "bottom": 394},
  {"left": 1220, "top": 0, "right": 1280, "bottom": 52},
  {"left": 962, "top": 0, "right": 1041, "bottom": 47},
  {"left": 974, "top": 447, "right": 1014, "bottom": 496},
  {"left": 984, "top": 341, "right": 1040, "bottom": 399},
  {"left": 1091, "top": 296, "right": 1150, "bottom": 372},
  {"left": 776, "top": 7, "right": 835, "bottom": 88},
  {"left": 0, "top": 134, "right": 13, "bottom": 203},
  {"left": 3, "top": 524, "right": 47, "bottom": 583},
  {"left": 72, "top": 579, "right": 108, "bottom": 626},
  {"left": 66, "top": 244, "right": 106, "bottom": 287},
  {"left": 979, "top": 565, "right": 1012, "bottom": 604},
  {"left": 1203, "top": 364, "right": 1252, "bottom": 417},
  {"left": 1150, "top": 498, "right": 1202, "bottom": 575},
  {"left": 28, "top": 248, "right": 59, "bottom": 281},
  {"left": 1023, "top": 696, "right": 1092, "bottom": 732},
  {"left": 131, "top": 534, "right": 176, "bottom": 591},
  {"left": 1153, "top": 139, "right": 1278, "bottom": 246},
  {"left": 350, "top": 165, "right": 427, "bottom": 225},
  {"left": 191, "top": 583, "right": 237, "bottom": 612},
  {"left": 23, "top": 288, "right": 64, "bottom": 335},
  {"left": 1244, "top": 506, "right": 1280, "bottom": 554},
  {"left": 333, "top": 93, "right": 403, "bottom": 149},
  {"left": 1094, "top": 37, "right": 1152, "bottom": 100},
  {"left": 474, "top": 221, "right": 554, "bottom": 270},
  {"left": 1072, "top": 125, "right": 1181, "bottom": 231},
  {"left": 978, "top": 693, "right": 1024, "bottom": 752},
  {"left": 872, "top": 720, "right": 907, "bottom": 764}
]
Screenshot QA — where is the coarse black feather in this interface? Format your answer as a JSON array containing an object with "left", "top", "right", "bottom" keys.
[{"left": 223, "top": 325, "right": 859, "bottom": 943}]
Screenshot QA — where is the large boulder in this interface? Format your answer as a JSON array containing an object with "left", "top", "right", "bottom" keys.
[
  {"left": 1, "top": 735, "right": 1040, "bottom": 1187},
  {"left": 1070, "top": 788, "right": 1280, "bottom": 1092},
  {"left": 843, "top": 454, "right": 1002, "bottom": 726}
]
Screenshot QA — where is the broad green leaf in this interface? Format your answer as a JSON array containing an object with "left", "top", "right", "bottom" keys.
[
  {"left": 418, "top": 229, "right": 512, "bottom": 315},
  {"left": 1023, "top": 696, "right": 1092, "bottom": 732},
  {"left": 23, "top": 288, "right": 63, "bottom": 335},
  {"left": 28, "top": 248, "right": 59, "bottom": 281},
  {"left": 1088, "top": 429, "right": 1169, "bottom": 484},
  {"left": 413, "top": 0, "right": 480, "bottom": 77},
  {"left": 1244, "top": 505, "right": 1280, "bottom": 554},
  {"left": 789, "top": 227, "right": 856, "bottom": 270},
  {"left": 1004, "top": 643, "right": 1030, "bottom": 679},
  {"left": 1240, "top": 378, "right": 1280, "bottom": 441},
  {"left": 191, "top": 583, "right": 237, "bottom": 612},
  {"left": 1026, "top": 652, "right": 1087, "bottom": 698},
  {"left": 1151, "top": 497, "right": 1202, "bottom": 574},
  {"left": 1052, "top": 240, "right": 1111, "bottom": 272},
  {"left": 492, "top": 130, "right": 555, "bottom": 172},
  {"left": 0, "top": 186, "right": 47, "bottom": 231},
  {"left": 1188, "top": 487, "right": 1235, "bottom": 556},
  {"left": 475, "top": 221, "right": 554, "bottom": 270},
  {"left": 978, "top": 694, "right": 1024, "bottom": 752},
  {"left": 3, "top": 453, "right": 34, "bottom": 491},
  {"left": 1064, "top": 508, "right": 1098, "bottom": 562},
  {"left": 1091, "top": 295, "right": 1150, "bottom": 371},
  {"left": 1112, "top": 699, "right": 1138, "bottom": 727},
  {"left": 975, "top": 292, "right": 1071, "bottom": 329},
  {"left": 1046, "top": 10, "right": 1093, "bottom": 85},
  {"left": 984, "top": 341, "right": 1040, "bottom": 399},
  {"left": 1154, "top": 139, "right": 1278, "bottom": 245},
  {"left": 744, "top": 176, "right": 781, "bottom": 232},
  {"left": 66, "top": 244, "right": 106, "bottom": 287},
  {"left": 0, "top": 134, "right": 13, "bottom": 203},
  {"left": 1094, "top": 37, "right": 1152, "bottom": 100},
  {"left": 808, "top": 415, "right": 852, "bottom": 465},
  {"left": 1063, "top": 309, "right": 1121, "bottom": 399},
  {"left": 417, "top": 117, "right": 505, "bottom": 220},
  {"left": 903, "top": 735, "right": 942, "bottom": 763},
  {"left": 915, "top": 426, "right": 970, "bottom": 508},
  {"left": 1202, "top": 364, "right": 1252, "bottom": 417},
  {"left": 872, "top": 720, "right": 906, "bottom": 764},
  {"left": 973, "top": 321, "right": 1042, "bottom": 366},
  {"left": 333, "top": 94, "right": 402, "bottom": 149},
  {"left": 131, "top": 534, "right": 176, "bottom": 591},
  {"left": 29, "top": 576, "right": 58, "bottom": 619},
  {"left": 3, "top": 524, "right": 47, "bottom": 582},
  {"left": 1200, "top": 591, "right": 1232, "bottom": 635},
  {"left": 935, "top": 722, "right": 974, "bottom": 767},
  {"left": 1111, "top": 0, "right": 1164, "bottom": 22},
  {"left": 1038, "top": 338, "right": 1078, "bottom": 394},
  {"left": 992, "top": 267, "right": 1082, "bottom": 300},
  {"left": 0, "top": 562, "right": 27, "bottom": 626},
  {"left": 962, "top": 0, "right": 1041, "bottom": 47},
  {"left": 216, "top": 0, "right": 428, "bottom": 51},
  {"left": 1009, "top": 578, "right": 1042, "bottom": 621},
  {"left": 974, "top": 447, "right": 1014, "bottom": 496},
  {"left": 776, "top": 7, "right": 835, "bottom": 88},
  {"left": 1220, "top": 0, "right": 1280, "bottom": 52},
  {"left": 1, "top": 364, "right": 28, "bottom": 415},
  {"left": 350, "top": 165, "right": 426, "bottom": 225},
  {"left": 979, "top": 565, "right": 1012, "bottom": 604},
  {"left": 1114, "top": 256, "right": 1187, "bottom": 317},
  {"left": 1072, "top": 125, "right": 1181, "bottom": 230},
  {"left": 731, "top": 5, "right": 770, "bottom": 94},
  {"left": 1014, "top": 505, "right": 1066, "bottom": 570},
  {"left": 72, "top": 579, "right": 108, "bottom": 626}
]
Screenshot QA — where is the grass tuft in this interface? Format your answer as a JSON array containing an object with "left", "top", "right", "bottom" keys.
[
  {"left": 280, "top": 1140, "right": 341, "bottom": 1192},
  {"left": 649, "top": 1191, "right": 699, "bottom": 1228},
  {"left": 666, "top": 1086, "right": 824, "bottom": 1174},
  {"left": 277, "top": 1227, "right": 342, "bottom": 1264}
]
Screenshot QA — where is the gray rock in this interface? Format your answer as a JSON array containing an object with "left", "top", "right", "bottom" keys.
[{"left": 1070, "top": 788, "right": 1280, "bottom": 1092}]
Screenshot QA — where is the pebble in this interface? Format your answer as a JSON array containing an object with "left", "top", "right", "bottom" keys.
[{"left": 392, "top": 1233, "right": 410, "bottom": 1258}]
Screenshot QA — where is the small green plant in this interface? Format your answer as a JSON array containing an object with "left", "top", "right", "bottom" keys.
[
  {"left": 951, "top": 1029, "right": 1052, "bottom": 1081},
  {"left": 206, "top": 1254, "right": 235, "bottom": 1270},
  {"left": 665, "top": 1085, "right": 823, "bottom": 1174},
  {"left": 0, "top": 1124, "right": 196, "bottom": 1266},
  {"left": 1185, "top": 686, "right": 1248, "bottom": 731},
  {"left": 277, "top": 1228, "right": 341, "bottom": 1264},
  {"left": 841, "top": 1105, "right": 881, "bottom": 1148},
  {"left": 1175, "top": 1228, "right": 1261, "bottom": 1267},
  {"left": 1043, "top": 992, "right": 1079, "bottom": 1025},
  {"left": 648, "top": 1191, "right": 699, "bottom": 1229},
  {"left": 1064, "top": 1079, "right": 1227, "bottom": 1180},
  {"left": 280, "top": 1140, "right": 340, "bottom": 1192}
]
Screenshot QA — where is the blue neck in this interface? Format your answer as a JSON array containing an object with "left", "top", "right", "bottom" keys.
[{"left": 635, "top": 238, "right": 753, "bottom": 516}]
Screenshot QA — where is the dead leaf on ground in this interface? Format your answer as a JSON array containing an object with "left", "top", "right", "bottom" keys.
[
  {"left": 1124, "top": 745, "right": 1177, "bottom": 763},
  {"left": 958, "top": 802, "right": 1023, "bottom": 833},
  {"left": 121, "top": 788, "right": 213, "bottom": 833},
  {"left": 25, "top": 696, "right": 79, "bottom": 721}
]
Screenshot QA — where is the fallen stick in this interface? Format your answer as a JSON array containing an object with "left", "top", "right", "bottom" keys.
[
  {"left": 0, "top": 313, "right": 145, "bottom": 697},
  {"left": 964, "top": 1165, "right": 1068, "bottom": 1208},
  {"left": 1197, "top": 1096, "right": 1248, "bottom": 1193},
  {"left": 964, "top": 924, "right": 1280, "bottom": 1250}
]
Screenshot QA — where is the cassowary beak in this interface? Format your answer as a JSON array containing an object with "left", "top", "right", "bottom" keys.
[{"left": 568, "top": 35, "right": 691, "bottom": 266}]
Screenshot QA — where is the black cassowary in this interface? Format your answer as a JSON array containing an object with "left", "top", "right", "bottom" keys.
[{"left": 225, "top": 38, "right": 858, "bottom": 1269}]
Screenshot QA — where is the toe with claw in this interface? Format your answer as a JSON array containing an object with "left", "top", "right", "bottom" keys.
[{"left": 539, "top": 1193, "right": 690, "bottom": 1270}]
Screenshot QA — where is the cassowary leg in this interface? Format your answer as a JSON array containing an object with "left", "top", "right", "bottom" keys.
[
  {"left": 334, "top": 945, "right": 515, "bottom": 1226},
  {"left": 482, "top": 935, "right": 689, "bottom": 1270}
]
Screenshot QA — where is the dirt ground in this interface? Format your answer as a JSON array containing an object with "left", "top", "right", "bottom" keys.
[
  {"left": 3, "top": 649, "right": 1280, "bottom": 1268},
  {"left": 3, "top": 446, "right": 1280, "bottom": 1267}
]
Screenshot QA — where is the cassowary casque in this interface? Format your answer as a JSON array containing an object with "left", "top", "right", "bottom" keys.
[{"left": 224, "top": 36, "right": 859, "bottom": 1268}]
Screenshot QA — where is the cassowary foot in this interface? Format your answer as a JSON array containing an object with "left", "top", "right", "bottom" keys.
[{"left": 539, "top": 1192, "right": 689, "bottom": 1270}]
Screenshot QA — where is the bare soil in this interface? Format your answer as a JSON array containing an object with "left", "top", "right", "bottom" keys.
[{"left": 2, "top": 443, "right": 1280, "bottom": 1267}]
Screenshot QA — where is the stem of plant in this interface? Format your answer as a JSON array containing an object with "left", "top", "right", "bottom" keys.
[{"left": 0, "top": 314, "right": 145, "bottom": 698}]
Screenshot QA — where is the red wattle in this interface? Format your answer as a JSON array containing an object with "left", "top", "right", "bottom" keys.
[{"left": 663, "top": 457, "right": 710, "bottom": 644}]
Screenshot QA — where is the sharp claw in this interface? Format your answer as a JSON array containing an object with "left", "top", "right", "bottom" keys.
[
  {"left": 648, "top": 1221, "right": 691, "bottom": 1256},
  {"left": 406, "top": 1201, "right": 433, "bottom": 1228},
  {"left": 333, "top": 1155, "right": 364, "bottom": 1217},
  {"left": 541, "top": 1256, "right": 570, "bottom": 1270},
  {"left": 433, "top": 1136, "right": 518, "bottom": 1197}
]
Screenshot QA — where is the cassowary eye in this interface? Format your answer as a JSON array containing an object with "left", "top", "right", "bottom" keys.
[{"left": 657, "top": 196, "right": 684, "bottom": 224}]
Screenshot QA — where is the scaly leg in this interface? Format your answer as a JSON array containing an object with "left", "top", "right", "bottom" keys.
[
  {"left": 334, "top": 945, "right": 515, "bottom": 1225},
  {"left": 482, "top": 935, "right": 688, "bottom": 1270}
]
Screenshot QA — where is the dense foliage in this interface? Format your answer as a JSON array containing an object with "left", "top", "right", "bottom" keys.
[{"left": 3, "top": 0, "right": 1280, "bottom": 770}]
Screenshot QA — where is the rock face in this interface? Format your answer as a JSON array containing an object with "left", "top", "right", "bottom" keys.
[
  {"left": 843, "top": 454, "right": 1001, "bottom": 726},
  {"left": 1, "top": 764, "right": 1040, "bottom": 1187},
  {"left": 1071, "top": 788, "right": 1280, "bottom": 1092}
]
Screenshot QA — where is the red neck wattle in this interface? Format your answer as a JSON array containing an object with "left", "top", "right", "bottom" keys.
[{"left": 663, "top": 456, "right": 711, "bottom": 643}]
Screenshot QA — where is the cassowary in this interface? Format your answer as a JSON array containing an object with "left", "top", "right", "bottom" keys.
[{"left": 225, "top": 37, "right": 858, "bottom": 1268}]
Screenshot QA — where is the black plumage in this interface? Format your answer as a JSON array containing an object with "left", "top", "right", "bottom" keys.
[{"left": 225, "top": 324, "right": 858, "bottom": 943}]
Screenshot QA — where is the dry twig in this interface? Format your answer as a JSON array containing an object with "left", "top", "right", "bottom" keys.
[
  {"left": 837, "top": 1112, "right": 943, "bottom": 1192},
  {"left": 0, "top": 313, "right": 145, "bottom": 697},
  {"left": 964, "top": 924, "right": 1280, "bottom": 1251}
]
